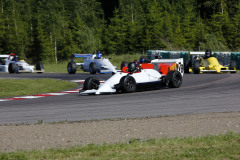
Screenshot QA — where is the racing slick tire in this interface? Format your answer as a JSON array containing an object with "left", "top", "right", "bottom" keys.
[
  {"left": 184, "top": 60, "right": 191, "bottom": 73},
  {"left": 120, "top": 76, "right": 136, "bottom": 93},
  {"left": 193, "top": 60, "right": 200, "bottom": 74},
  {"left": 67, "top": 61, "right": 77, "bottom": 74},
  {"left": 166, "top": 71, "right": 182, "bottom": 88},
  {"left": 121, "top": 62, "right": 128, "bottom": 70},
  {"left": 89, "top": 62, "right": 97, "bottom": 74},
  {"left": 83, "top": 77, "right": 100, "bottom": 90},
  {"left": 36, "top": 62, "right": 44, "bottom": 73},
  {"left": 8, "top": 63, "right": 16, "bottom": 74},
  {"left": 230, "top": 60, "right": 237, "bottom": 73}
]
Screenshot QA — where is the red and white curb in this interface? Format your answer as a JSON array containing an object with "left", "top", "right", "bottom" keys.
[
  {"left": 0, "top": 89, "right": 81, "bottom": 102},
  {"left": 0, "top": 80, "right": 105, "bottom": 102}
]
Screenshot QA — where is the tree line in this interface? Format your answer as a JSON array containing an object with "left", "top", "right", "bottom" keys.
[{"left": 1, "top": 0, "right": 240, "bottom": 63}]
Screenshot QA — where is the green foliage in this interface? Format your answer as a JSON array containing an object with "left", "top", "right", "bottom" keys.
[{"left": 1, "top": 0, "right": 240, "bottom": 62}]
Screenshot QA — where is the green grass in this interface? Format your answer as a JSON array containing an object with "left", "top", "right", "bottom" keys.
[
  {"left": 44, "top": 54, "right": 143, "bottom": 73},
  {"left": 44, "top": 61, "right": 70, "bottom": 73},
  {"left": 0, "top": 79, "right": 78, "bottom": 98},
  {"left": 0, "top": 132, "right": 240, "bottom": 160}
]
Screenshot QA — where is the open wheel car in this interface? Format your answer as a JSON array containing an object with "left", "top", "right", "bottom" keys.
[
  {"left": 67, "top": 52, "right": 117, "bottom": 74},
  {"left": 185, "top": 49, "right": 236, "bottom": 74},
  {"left": 0, "top": 53, "right": 44, "bottom": 73},
  {"left": 80, "top": 58, "right": 184, "bottom": 95}
]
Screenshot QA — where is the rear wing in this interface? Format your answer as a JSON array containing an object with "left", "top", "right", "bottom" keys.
[
  {"left": 70, "top": 54, "right": 92, "bottom": 62},
  {"left": 0, "top": 55, "right": 9, "bottom": 64},
  {"left": 72, "top": 54, "right": 92, "bottom": 58},
  {"left": 151, "top": 58, "right": 184, "bottom": 76},
  {"left": 0, "top": 55, "right": 9, "bottom": 58}
]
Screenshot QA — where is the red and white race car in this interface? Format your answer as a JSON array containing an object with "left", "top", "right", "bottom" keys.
[{"left": 80, "top": 58, "right": 184, "bottom": 95}]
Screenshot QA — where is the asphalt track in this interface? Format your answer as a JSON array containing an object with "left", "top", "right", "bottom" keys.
[{"left": 0, "top": 73, "right": 240, "bottom": 124}]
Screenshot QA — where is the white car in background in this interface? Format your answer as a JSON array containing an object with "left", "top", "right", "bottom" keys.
[
  {"left": 0, "top": 53, "right": 44, "bottom": 73},
  {"left": 67, "top": 53, "right": 117, "bottom": 74}
]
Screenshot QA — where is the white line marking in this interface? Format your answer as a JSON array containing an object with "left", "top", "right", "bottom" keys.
[
  {"left": 46, "top": 93, "right": 68, "bottom": 96},
  {"left": 61, "top": 91, "right": 79, "bottom": 93},
  {"left": 13, "top": 96, "right": 44, "bottom": 99},
  {"left": 0, "top": 99, "right": 10, "bottom": 102},
  {"left": 71, "top": 80, "right": 105, "bottom": 83}
]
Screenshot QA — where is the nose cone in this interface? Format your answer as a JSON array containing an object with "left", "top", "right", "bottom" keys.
[{"left": 96, "top": 83, "right": 115, "bottom": 94}]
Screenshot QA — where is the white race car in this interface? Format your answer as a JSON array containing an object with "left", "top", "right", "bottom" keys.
[
  {"left": 0, "top": 53, "right": 44, "bottom": 73},
  {"left": 67, "top": 53, "right": 117, "bottom": 74},
  {"left": 80, "top": 58, "right": 184, "bottom": 95}
]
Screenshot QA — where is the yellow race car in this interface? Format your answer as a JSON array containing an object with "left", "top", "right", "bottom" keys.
[{"left": 185, "top": 49, "right": 236, "bottom": 74}]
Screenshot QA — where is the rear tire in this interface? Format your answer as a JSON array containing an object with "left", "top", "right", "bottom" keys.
[
  {"left": 193, "top": 60, "right": 200, "bottom": 74},
  {"left": 166, "top": 71, "right": 182, "bottom": 88},
  {"left": 120, "top": 76, "right": 136, "bottom": 93},
  {"left": 67, "top": 62, "right": 77, "bottom": 74},
  {"left": 83, "top": 77, "right": 100, "bottom": 90},
  {"left": 36, "top": 62, "right": 44, "bottom": 73},
  {"left": 8, "top": 63, "right": 16, "bottom": 74},
  {"left": 89, "top": 62, "right": 97, "bottom": 74},
  {"left": 184, "top": 60, "right": 191, "bottom": 73},
  {"left": 230, "top": 60, "right": 237, "bottom": 73}
]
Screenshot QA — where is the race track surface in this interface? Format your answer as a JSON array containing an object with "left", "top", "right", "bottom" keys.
[{"left": 0, "top": 73, "right": 240, "bottom": 124}]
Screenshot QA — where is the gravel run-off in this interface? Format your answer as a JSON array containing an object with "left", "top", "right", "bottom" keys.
[{"left": 0, "top": 112, "right": 240, "bottom": 152}]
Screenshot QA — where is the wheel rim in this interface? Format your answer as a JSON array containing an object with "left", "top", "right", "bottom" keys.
[
  {"left": 90, "top": 80, "right": 99, "bottom": 89},
  {"left": 174, "top": 74, "right": 181, "bottom": 87},
  {"left": 125, "top": 78, "right": 135, "bottom": 90}
]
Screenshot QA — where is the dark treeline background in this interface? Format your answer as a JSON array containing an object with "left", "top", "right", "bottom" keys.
[{"left": 1, "top": 0, "right": 240, "bottom": 62}]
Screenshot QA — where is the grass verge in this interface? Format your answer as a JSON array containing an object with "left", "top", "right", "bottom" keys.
[
  {"left": 0, "top": 132, "right": 239, "bottom": 159},
  {"left": 0, "top": 79, "right": 78, "bottom": 98}
]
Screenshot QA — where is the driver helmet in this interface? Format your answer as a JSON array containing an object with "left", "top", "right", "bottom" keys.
[
  {"left": 139, "top": 57, "right": 146, "bottom": 63},
  {"left": 128, "top": 62, "right": 137, "bottom": 73},
  {"left": 205, "top": 49, "right": 212, "bottom": 58},
  {"left": 96, "top": 51, "right": 102, "bottom": 59}
]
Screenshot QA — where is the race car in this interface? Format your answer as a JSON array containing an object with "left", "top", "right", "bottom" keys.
[
  {"left": 67, "top": 52, "right": 117, "bottom": 74},
  {"left": 80, "top": 58, "right": 184, "bottom": 95},
  {"left": 0, "top": 53, "right": 44, "bottom": 73},
  {"left": 185, "top": 49, "right": 236, "bottom": 74}
]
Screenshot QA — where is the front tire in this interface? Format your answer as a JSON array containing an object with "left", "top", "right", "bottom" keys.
[
  {"left": 184, "top": 60, "right": 191, "bottom": 73},
  {"left": 193, "top": 60, "right": 200, "bottom": 74},
  {"left": 166, "top": 71, "right": 182, "bottom": 88},
  {"left": 67, "top": 62, "right": 77, "bottom": 74},
  {"left": 8, "top": 63, "right": 16, "bottom": 74},
  {"left": 120, "top": 76, "right": 136, "bottom": 93},
  {"left": 36, "top": 62, "right": 44, "bottom": 73},
  {"left": 83, "top": 77, "right": 100, "bottom": 90},
  {"left": 89, "top": 62, "right": 97, "bottom": 74}
]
